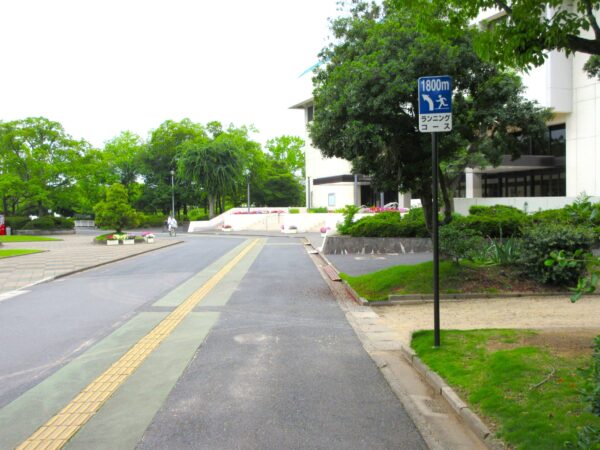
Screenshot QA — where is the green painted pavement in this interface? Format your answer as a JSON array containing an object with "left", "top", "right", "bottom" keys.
[
  {"left": 153, "top": 238, "right": 252, "bottom": 308},
  {"left": 65, "top": 312, "right": 220, "bottom": 450},
  {"left": 200, "top": 238, "right": 266, "bottom": 307},
  {"left": 0, "top": 312, "right": 167, "bottom": 450}
]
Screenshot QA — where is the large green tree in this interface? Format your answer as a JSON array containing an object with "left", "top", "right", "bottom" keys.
[
  {"left": 0, "top": 117, "right": 89, "bottom": 216},
  {"left": 139, "top": 119, "right": 207, "bottom": 213},
  {"left": 264, "top": 135, "right": 306, "bottom": 180},
  {"left": 310, "top": 2, "right": 550, "bottom": 229},
  {"left": 394, "top": 0, "right": 600, "bottom": 76},
  {"left": 178, "top": 135, "right": 242, "bottom": 218}
]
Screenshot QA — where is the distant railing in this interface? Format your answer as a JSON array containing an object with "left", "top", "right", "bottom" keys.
[{"left": 74, "top": 220, "right": 95, "bottom": 227}]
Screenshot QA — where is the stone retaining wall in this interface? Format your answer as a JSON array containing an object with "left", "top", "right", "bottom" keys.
[
  {"left": 13, "top": 229, "right": 76, "bottom": 236},
  {"left": 322, "top": 236, "right": 432, "bottom": 254}
]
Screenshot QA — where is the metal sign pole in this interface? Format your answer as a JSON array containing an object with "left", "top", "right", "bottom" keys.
[
  {"left": 432, "top": 132, "right": 440, "bottom": 347},
  {"left": 417, "top": 75, "right": 452, "bottom": 348}
]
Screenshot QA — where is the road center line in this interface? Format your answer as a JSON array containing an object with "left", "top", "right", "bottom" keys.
[{"left": 17, "top": 238, "right": 259, "bottom": 450}]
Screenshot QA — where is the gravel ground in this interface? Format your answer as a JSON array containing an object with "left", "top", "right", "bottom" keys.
[{"left": 376, "top": 296, "right": 600, "bottom": 345}]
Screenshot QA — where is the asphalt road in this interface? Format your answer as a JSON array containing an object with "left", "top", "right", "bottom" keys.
[{"left": 0, "top": 235, "right": 426, "bottom": 449}]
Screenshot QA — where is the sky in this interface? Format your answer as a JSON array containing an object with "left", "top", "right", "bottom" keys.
[{"left": 0, "top": 0, "right": 340, "bottom": 148}]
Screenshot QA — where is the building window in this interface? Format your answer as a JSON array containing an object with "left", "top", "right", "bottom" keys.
[
  {"left": 328, "top": 193, "right": 335, "bottom": 207},
  {"left": 482, "top": 168, "right": 565, "bottom": 197},
  {"left": 306, "top": 106, "right": 314, "bottom": 123}
]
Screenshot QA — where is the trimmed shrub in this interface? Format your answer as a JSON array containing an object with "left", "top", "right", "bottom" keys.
[
  {"left": 531, "top": 208, "right": 572, "bottom": 226},
  {"left": 137, "top": 212, "right": 166, "bottom": 227},
  {"left": 5, "top": 216, "right": 30, "bottom": 230},
  {"left": 288, "top": 208, "right": 300, "bottom": 214},
  {"left": 345, "top": 211, "right": 403, "bottom": 237},
  {"left": 308, "top": 207, "right": 328, "bottom": 213},
  {"left": 520, "top": 224, "right": 595, "bottom": 286},
  {"left": 439, "top": 224, "right": 485, "bottom": 263},
  {"left": 452, "top": 205, "right": 530, "bottom": 237},
  {"left": 337, "top": 205, "right": 361, "bottom": 234},
  {"left": 345, "top": 208, "right": 429, "bottom": 237},
  {"left": 22, "top": 216, "right": 74, "bottom": 230}
]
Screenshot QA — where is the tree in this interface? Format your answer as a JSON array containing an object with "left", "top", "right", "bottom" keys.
[
  {"left": 394, "top": 0, "right": 600, "bottom": 77},
  {"left": 265, "top": 135, "right": 306, "bottom": 180},
  {"left": 138, "top": 119, "right": 207, "bottom": 213},
  {"left": 252, "top": 160, "right": 304, "bottom": 206},
  {"left": 102, "top": 131, "right": 144, "bottom": 194},
  {"left": 310, "top": 2, "right": 550, "bottom": 230},
  {"left": 0, "top": 117, "right": 89, "bottom": 216},
  {"left": 178, "top": 135, "right": 242, "bottom": 218},
  {"left": 94, "top": 183, "right": 138, "bottom": 232}
]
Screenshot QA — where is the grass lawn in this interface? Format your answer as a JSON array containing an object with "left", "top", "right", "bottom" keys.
[
  {"left": 0, "top": 236, "right": 59, "bottom": 243},
  {"left": 0, "top": 249, "right": 43, "bottom": 258},
  {"left": 340, "top": 260, "right": 559, "bottom": 301},
  {"left": 412, "top": 329, "right": 600, "bottom": 449}
]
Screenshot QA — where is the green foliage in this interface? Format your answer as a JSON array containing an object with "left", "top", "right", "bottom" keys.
[
  {"left": 187, "top": 207, "right": 208, "bottom": 221},
  {"left": 136, "top": 212, "right": 166, "bottom": 228},
  {"left": 412, "top": 329, "right": 600, "bottom": 449},
  {"left": 94, "top": 183, "right": 139, "bottom": 232},
  {"left": 307, "top": 207, "right": 328, "bottom": 213},
  {"left": 5, "top": 216, "right": 30, "bottom": 230},
  {"left": 264, "top": 135, "right": 305, "bottom": 180},
  {"left": 288, "top": 208, "right": 300, "bottom": 214},
  {"left": 344, "top": 208, "right": 430, "bottom": 237},
  {"left": 396, "top": 0, "right": 600, "bottom": 78},
  {"left": 439, "top": 224, "right": 485, "bottom": 263},
  {"left": 453, "top": 205, "right": 530, "bottom": 237},
  {"left": 22, "top": 216, "right": 74, "bottom": 230},
  {"left": 531, "top": 208, "right": 572, "bottom": 226},
  {"left": 310, "top": 2, "right": 550, "bottom": 226},
  {"left": 484, "top": 237, "right": 523, "bottom": 266},
  {"left": 564, "top": 194, "right": 600, "bottom": 226},
  {"left": 337, "top": 204, "right": 361, "bottom": 234},
  {"left": 520, "top": 224, "right": 595, "bottom": 286}
]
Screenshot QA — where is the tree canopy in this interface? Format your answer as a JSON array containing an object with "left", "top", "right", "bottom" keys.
[
  {"left": 393, "top": 0, "right": 600, "bottom": 76},
  {"left": 310, "top": 2, "right": 550, "bottom": 228}
]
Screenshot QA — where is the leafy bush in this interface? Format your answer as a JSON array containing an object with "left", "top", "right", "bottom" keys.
[
  {"left": 453, "top": 205, "right": 530, "bottom": 237},
  {"left": 345, "top": 212, "right": 403, "bottom": 237},
  {"left": 520, "top": 224, "right": 595, "bottom": 285},
  {"left": 531, "top": 208, "right": 572, "bottom": 226},
  {"left": 137, "top": 212, "right": 166, "bottom": 227},
  {"left": 344, "top": 208, "right": 429, "bottom": 237},
  {"left": 337, "top": 205, "right": 361, "bottom": 234},
  {"left": 5, "top": 216, "right": 30, "bottom": 230},
  {"left": 22, "top": 216, "right": 74, "bottom": 230},
  {"left": 439, "top": 224, "right": 485, "bottom": 263},
  {"left": 288, "top": 208, "right": 300, "bottom": 214},
  {"left": 187, "top": 207, "right": 208, "bottom": 221},
  {"left": 308, "top": 207, "right": 328, "bottom": 213},
  {"left": 94, "top": 183, "right": 139, "bottom": 232},
  {"left": 564, "top": 194, "right": 600, "bottom": 226}
]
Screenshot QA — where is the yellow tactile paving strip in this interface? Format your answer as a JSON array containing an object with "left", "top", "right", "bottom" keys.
[{"left": 16, "top": 239, "right": 259, "bottom": 450}]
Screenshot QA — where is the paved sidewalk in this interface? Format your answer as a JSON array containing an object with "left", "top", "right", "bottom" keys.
[{"left": 0, "top": 235, "right": 182, "bottom": 295}]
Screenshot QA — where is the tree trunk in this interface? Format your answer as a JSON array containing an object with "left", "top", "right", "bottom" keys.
[
  {"left": 438, "top": 168, "right": 454, "bottom": 225},
  {"left": 208, "top": 196, "right": 215, "bottom": 219},
  {"left": 38, "top": 201, "right": 45, "bottom": 217}
]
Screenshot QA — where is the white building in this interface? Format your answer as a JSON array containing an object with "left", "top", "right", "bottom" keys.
[{"left": 292, "top": 8, "right": 600, "bottom": 214}]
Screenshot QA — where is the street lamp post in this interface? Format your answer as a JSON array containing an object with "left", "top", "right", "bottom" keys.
[
  {"left": 244, "top": 168, "right": 251, "bottom": 212},
  {"left": 170, "top": 170, "right": 175, "bottom": 219}
]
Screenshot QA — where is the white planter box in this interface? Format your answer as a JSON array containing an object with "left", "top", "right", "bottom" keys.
[
  {"left": 106, "top": 240, "right": 119, "bottom": 246},
  {"left": 122, "top": 239, "right": 135, "bottom": 245},
  {"left": 146, "top": 237, "right": 155, "bottom": 243},
  {"left": 222, "top": 228, "right": 232, "bottom": 232}
]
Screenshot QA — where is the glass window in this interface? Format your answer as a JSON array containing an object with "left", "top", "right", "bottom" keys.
[
  {"left": 328, "top": 193, "right": 335, "bottom": 207},
  {"left": 307, "top": 106, "right": 314, "bottom": 123}
]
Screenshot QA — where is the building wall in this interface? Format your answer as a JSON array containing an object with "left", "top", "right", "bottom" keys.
[{"left": 311, "top": 183, "right": 355, "bottom": 210}]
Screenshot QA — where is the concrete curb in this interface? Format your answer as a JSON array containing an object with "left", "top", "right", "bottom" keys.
[
  {"left": 333, "top": 262, "right": 505, "bottom": 448},
  {"left": 398, "top": 344, "right": 505, "bottom": 449}
]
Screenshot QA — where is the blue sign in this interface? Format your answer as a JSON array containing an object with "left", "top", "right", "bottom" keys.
[{"left": 418, "top": 75, "right": 452, "bottom": 132}]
